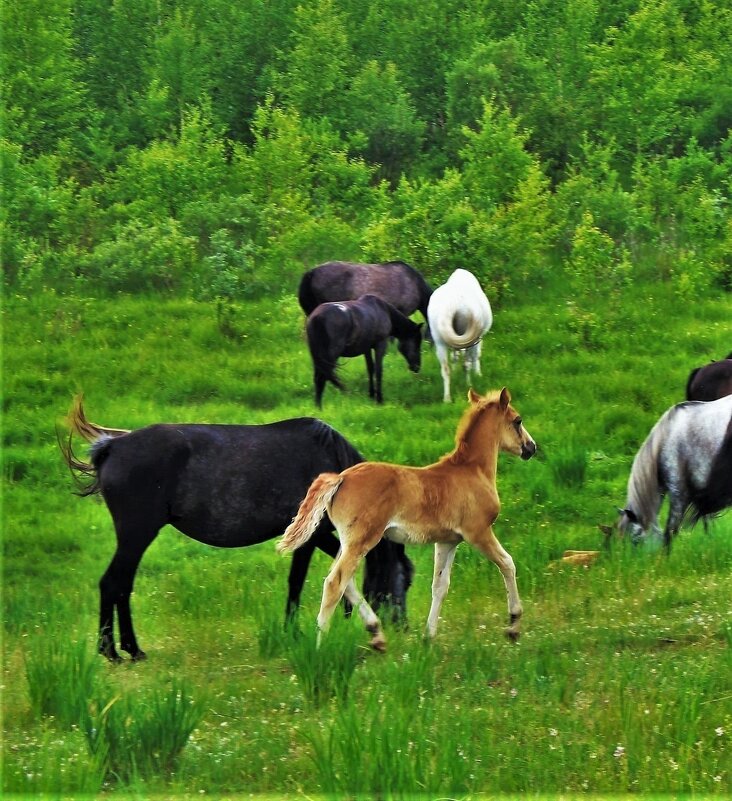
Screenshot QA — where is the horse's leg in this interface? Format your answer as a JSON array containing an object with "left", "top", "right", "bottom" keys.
[
  {"left": 285, "top": 538, "right": 318, "bottom": 620},
  {"left": 471, "top": 527, "right": 523, "bottom": 641},
  {"left": 317, "top": 541, "right": 385, "bottom": 650},
  {"left": 311, "top": 527, "right": 354, "bottom": 617},
  {"left": 100, "top": 523, "right": 158, "bottom": 661},
  {"left": 364, "top": 351, "right": 375, "bottom": 399},
  {"left": 425, "top": 542, "right": 459, "bottom": 638},
  {"left": 663, "top": 495, "right": 686, "bottom": 552},
  {"left": 314, "top": 370, "right": 327, "bottom": 407},
  {"left": 435, "top": 342, "right": 452, "bottom": 403},
  {"left": 341, "top": 578, "right": 385, "bottom": 651},
  {"left": 373, "top": 340, "right": 387, "bottom": 403},
  {"left": 473, "top": 340, "right": 483, "bottom": 377}
]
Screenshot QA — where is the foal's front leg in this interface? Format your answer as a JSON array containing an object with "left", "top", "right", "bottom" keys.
[
  {"left": 473, "top": 527, "right": 522, "bottom": 641},
  {"left": 425, "top": 541, "right": 459, "bottom": 638}
]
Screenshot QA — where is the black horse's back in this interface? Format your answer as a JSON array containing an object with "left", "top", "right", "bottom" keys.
[
  {"left": 686, "top": 353, "right": 732, "bottom": 401},
  {"left": 299, "top": 260, "right": 433, "bottom": 321}
]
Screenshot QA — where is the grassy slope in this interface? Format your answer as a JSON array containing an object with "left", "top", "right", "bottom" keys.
[{"left": 2, "top": 275, "right": 731, "bottom": 797}]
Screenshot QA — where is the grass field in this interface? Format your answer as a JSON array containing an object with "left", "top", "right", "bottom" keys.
[{"left": 2, "top": 274, "right": 732, "bottom": 799}]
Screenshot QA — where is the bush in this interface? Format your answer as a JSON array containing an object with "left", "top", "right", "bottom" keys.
[{"left": 78, "top": 218, "right": 196, "bottom": 292}]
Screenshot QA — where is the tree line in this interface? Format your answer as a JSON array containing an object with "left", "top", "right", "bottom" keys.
[{"left": 3, "top": 0, "right": 732, "bottom": 302}]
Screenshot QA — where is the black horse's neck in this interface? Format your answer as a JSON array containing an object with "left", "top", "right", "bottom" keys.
[{"left": 387, "top": 304, "right": 419, "bottom": 338}]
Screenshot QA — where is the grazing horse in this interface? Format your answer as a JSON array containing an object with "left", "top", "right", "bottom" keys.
[
  {"left": 278, "top": 388, "right": 537, "bottom": 651},
  {"left": 298, "top": 260, "right": 433, "bottom": 325},
  {"left": 618, "top": 394, "right": 732, "bottom": 550},
  {"left": 686, "top": 352, "right": 732, "bottom": 401},
  {"left": 60, "top": 397, "right": 414, "bottom": 661},
  {"left": 306, "top": 294, "right": 423, "bottom": 406},
  {"left": 427, "top": 269, "right": 493, "bottom": 403}
]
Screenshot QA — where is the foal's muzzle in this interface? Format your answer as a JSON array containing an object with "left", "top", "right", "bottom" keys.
[{"left": 521, "top": 441, "right": 537, "bottom": 460}]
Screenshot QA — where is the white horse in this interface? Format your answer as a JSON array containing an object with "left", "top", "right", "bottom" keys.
[
  {"left": 618, "top": 394, "right": 732, "bottom": 550},
  {"left": 427, "top": 269, "right": 493, "bottom": 403}
]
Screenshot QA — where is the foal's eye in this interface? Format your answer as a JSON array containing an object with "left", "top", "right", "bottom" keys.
[{"left": 513, "top": 418, "right": 522, "bottom": 429}]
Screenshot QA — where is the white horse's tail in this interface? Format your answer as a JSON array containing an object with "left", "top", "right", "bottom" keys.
[
  {"left": 277, "top": 472, "right": 344, "bottom": 553},
  {"left": 435, "top": 310, "right": 486, "bottom": 349},
  {"left": 428, "top": 269, "right": 492, "bottom": 349}
]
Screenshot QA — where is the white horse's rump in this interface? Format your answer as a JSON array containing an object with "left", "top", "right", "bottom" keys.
[{"left": 427, "top": 269, "right": 493, "bottom": 402}]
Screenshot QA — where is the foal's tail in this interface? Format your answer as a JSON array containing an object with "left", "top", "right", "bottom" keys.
[
  {"left": 277, "top": 472, "right": 344, "bottom": 553},
  {"left": 58, "top": 395, "right": 128, "bottom": 496}
]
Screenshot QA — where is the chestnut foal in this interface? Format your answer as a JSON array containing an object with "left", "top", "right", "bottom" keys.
[{"left": 278, "top": 387, "right": 536, "bottom": 650}]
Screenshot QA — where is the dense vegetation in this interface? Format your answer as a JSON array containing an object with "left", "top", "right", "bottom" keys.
[
  {"left": 3, "top": 0, "right": 732, "bottom": 301},
  {"left": 3, "top": 0, "right": 732, "bottom": 798},
  {"left": 3, "top": 285, "right": 731, "bottom": 797}
]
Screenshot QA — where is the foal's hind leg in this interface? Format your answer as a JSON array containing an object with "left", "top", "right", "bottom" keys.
[
  {"left": 317, "top": 542, "right": 385, "bottom": 650},
  {"left": 471, "top": 527, "right": 523, "bottom": 641}
]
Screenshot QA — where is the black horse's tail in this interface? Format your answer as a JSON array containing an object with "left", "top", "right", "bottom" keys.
[
  {"left": 306, "top": 317, "right": 346, "bottom": 391},
  {"left": 58, "top": 396, "right": 127, "bottom": 496},
  {"left": 298, "top": 269, "right": 320, "bottom": 315}
]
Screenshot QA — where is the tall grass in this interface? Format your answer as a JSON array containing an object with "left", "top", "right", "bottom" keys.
[{"left": 3, "top": 282, "right": 732, "bottom": 797}]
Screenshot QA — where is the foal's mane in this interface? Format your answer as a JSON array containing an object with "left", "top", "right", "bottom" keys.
[{"left": 447, "top": 391, "right": 503, "bottom": 463}]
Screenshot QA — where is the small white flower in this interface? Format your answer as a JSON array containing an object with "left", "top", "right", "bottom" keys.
[
  {"left": 549, "top": 728, "right": 558, "bottom": 737},
  {"left": 715, "top": 726, "right": 725, "bottom": 737},
  {"left": 613, "top": 745, "right": 625, "bottom": 758}
]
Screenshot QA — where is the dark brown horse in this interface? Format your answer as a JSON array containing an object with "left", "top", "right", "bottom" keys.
[
  {"left": 298, "top": 261, "right": 433, "bottom": 324},
  {"left": 686, "top": 352, "right": 732, "bottom": 401},
  {"left": 306, "top": 294, "right": 423, "bottom": 406},
  {"left": 60, "top": 398, "right": 413, "bottom": 661}
]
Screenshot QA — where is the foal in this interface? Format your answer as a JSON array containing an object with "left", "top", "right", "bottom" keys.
[
  {"left": 306, "top": 293, "right": 423, "bottom": 406},
  {"left": 278, "top": 388, "right": 536, "bottom": 650}
]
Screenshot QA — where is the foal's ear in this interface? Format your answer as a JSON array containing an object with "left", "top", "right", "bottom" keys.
[
  {"left": 468, "top": 388, "right": 481, "bottom": 404},
  {"left": 499, "top": 387, "right": 511, "bottom": 409}
]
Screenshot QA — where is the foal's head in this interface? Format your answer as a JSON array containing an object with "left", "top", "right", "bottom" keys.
[{"left": 467, "top": 387, "right": 537, "bottom": 460}]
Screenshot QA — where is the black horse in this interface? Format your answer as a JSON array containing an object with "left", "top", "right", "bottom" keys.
[
  {"left": 306, "top": 294, "right": 423, "bottom": 406},
  {"left": 298, "top": 261, "right": 433, "bottom": 325},
  {"left": 60, "top": 397, "right": 413, "bottom": 661},
  {"left": 686, "top": 352, "right": 732, "bottom": 401}
]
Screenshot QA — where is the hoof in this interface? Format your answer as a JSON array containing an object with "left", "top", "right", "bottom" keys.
[
  {"left": 101, "top": 649, "right": 123, "bottom": 664},
  {"left": 130, "top": 649, "right": 147, "bottom": 662},
  {"left": 504, "top": 627, "right": 521, "bottom": 642},
  {"left": 370, "top": 634, "right": 387, "bottom": 652}
]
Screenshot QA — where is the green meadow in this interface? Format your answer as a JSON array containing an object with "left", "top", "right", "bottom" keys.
[{"left": 2, "top": 276, "right": 731, "bottom": 799}]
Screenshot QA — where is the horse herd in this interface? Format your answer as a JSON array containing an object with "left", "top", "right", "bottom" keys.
[{"left": 60, "top": 261, "right": 732, "bottom": 660}]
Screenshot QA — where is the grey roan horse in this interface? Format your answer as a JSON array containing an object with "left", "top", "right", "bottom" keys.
[
  {"left": 618, "top": 394, "right": 732, "bottom": 549},
  {"left": 298, "top": 260, "right": 433, "bottom": 324},
  {"left": 306, "top": 294, "right": 422, "bottom": 406},
  {"left": 60, "top": 397, "right": 413, "bottom": 661}
]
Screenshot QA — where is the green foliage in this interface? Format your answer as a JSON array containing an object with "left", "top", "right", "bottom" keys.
[
  {"left": 78, "top": 218, "right": 197, "bottom": 292},
  {"left": 25, "top": 637, "right": 105, "bottom": 727},
  {"left": 85, "top": 683, "right": 205, "bottom": 783},
  {"left": 4, "top": 286, "right": 732, "bottom": 797},
  {"left": 4, "top": 0, "right": 732, "bottom": 302}
]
